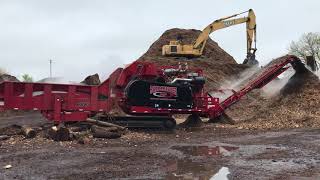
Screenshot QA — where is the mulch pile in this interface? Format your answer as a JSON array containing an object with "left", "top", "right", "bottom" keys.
[
  {"left": 81, "top": 73, "right": 101, "bottom": 85},
  {"left": 0, "top": 74, "right": 19, "bottom": 83},
  {"left": 225, "top": 55, "right": 320, "bottom": 129}
]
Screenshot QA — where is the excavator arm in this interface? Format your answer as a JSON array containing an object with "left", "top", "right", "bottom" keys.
[
  {"left": 194, "top": 17, "right": 249, "bottom": 50},
  {"left": 194, "top": 10, "right": 255, "bottom": 52}
]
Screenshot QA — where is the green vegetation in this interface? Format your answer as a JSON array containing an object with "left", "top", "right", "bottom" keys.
[{"left": 21, "top": 74, "right": 34, "bottom": 82}]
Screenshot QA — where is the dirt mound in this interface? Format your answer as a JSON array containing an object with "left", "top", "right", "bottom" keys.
[
  {"left": 140, "top": 28, "right": 237, "bottom": 64},
  {"left": 229, "top": 55, "right": 320, "bottom": 129},
  {"left": 0, "top": 74, "right": 19, "bottom": 83},
  {"left": 138, "top": 28, "right": 248, "bottom": 88},
  {"left": 81, "top": 73, "right": 101, "bottom": 85}
]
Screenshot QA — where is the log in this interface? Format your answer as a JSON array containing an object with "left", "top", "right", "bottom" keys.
[
  {"left": 94, "top": 126, "right": 120, "bottom": 132},
  {"left": 0, "top": 135, "right": 9, "bottom": 141},
  {"left": 91, "top": 125, "right": 122, "bottom": 139},
  {"left": 0, "top": 124, "right": 22, "bottom": 136},
  {"left": 86, "top": 118, "right": 125, "bottom": 130},
  {"left": 70, "top": 130, "right": 90, "bottom": 140},
  {"left": 47, "top": 126, "right": 71, "bottom": 141},
  {"left": 77, "top": 136, "right": 90, "bottom": 144},
  {"left": 69, "top": 126, "right": 86, "bottom": 133},
  {"left": 21, "top": 126, "right": 36, "bottom": 138}
]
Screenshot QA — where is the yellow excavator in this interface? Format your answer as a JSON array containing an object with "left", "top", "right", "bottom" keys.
[{"left": 162, "top": 9, "right": 258, "bottom": 65}]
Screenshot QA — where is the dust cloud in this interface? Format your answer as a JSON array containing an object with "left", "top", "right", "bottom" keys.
[{"left": 219, "top": 66, "right": 260, "bottom": 91}]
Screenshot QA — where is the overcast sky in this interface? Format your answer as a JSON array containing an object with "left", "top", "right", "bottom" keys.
[{"left": 0, "top": 0, "right": 319, "bottom": 81}]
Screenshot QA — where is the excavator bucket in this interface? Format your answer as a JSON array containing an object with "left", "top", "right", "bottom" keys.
[{"left": 243, "top": 53, "right": 259, "bottom": 66}]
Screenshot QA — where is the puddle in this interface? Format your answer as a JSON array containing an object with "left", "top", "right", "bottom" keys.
[
  {"left": 165, "top": 159, "right": 227, "bottom": 179},
  {"left": 171, "top": 145, "right": 239, "bottom": 157},
  {"left": 210, "top": 167, "right": 230, "bottom": 180}
]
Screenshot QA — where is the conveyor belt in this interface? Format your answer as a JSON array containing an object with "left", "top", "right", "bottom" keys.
[{"left": 220, "top": 55, "right": 300, "bottom": 110}]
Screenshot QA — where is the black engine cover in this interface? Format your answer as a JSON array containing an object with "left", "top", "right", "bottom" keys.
[{"left": 125, "top": 80, "right": 193, "bottom": 109}]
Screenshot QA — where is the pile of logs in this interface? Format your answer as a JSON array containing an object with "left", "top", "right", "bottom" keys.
[
  {"left": 0, "top": 118, "right": 126, "bottom": 142},
  {"left": 47, "top": 126, "right": 71, "bottom": 141},
  {"left": 0, "top": 125, "right": 37, "bottom": 140},
  {"left": 46, "top": 118, "right": 126, "bottom": 142},
  {"left": 86, "top": 118, "right": 125, "bottom": 139}
]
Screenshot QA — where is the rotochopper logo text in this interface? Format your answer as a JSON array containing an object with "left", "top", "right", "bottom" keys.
[{"left": 150, "top": 86, "right": 177, "bottom": 98}]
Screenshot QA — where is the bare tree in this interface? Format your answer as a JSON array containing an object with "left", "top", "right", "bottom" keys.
[
  {"left": 22, "top": 74, "right": 33, "bottom": 82},
  {"left": 289, "top": 32, "right": 320, "bottom": 71}
]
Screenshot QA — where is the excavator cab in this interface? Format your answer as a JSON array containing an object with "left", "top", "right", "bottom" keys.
[
  {"left": 164, "top": 41, "right": 179, "bottom": 54},
  {"left": 162, "top": 41, "right": 201, "bottom": 57}
]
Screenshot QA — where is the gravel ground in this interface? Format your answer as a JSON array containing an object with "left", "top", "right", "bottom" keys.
[{"left": 0, "top": 112, "right": 319, "bottom": 179}]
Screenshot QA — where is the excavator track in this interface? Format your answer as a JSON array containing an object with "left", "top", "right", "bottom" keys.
[{"left": 98, "top": 115, "right": 176, "bottom": 129}]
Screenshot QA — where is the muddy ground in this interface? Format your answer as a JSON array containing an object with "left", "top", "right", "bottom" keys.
[{"left": 0, "top": 112, "right": 319, "bottom": 180}]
